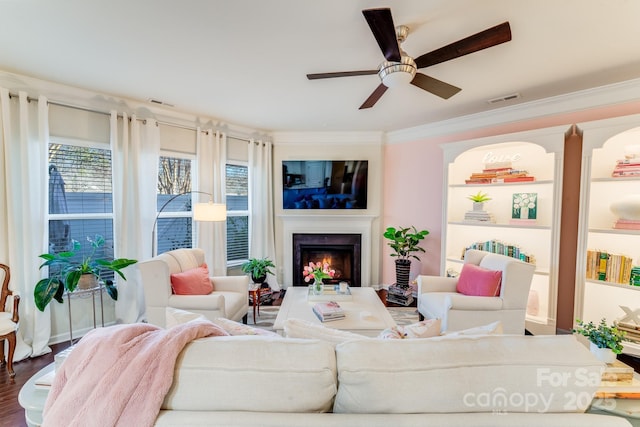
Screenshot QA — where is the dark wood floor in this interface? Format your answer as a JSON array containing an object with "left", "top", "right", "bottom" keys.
[{"left": 0, "top": 341, "right": 71, "bottom": 427}]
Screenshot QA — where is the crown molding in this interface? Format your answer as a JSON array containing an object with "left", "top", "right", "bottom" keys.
[
  {"left": 386, "top": 78, "right": 640, "bottom": 144},
  {"left": 272, "top": 131, "right": 384, "bottom": 145}
]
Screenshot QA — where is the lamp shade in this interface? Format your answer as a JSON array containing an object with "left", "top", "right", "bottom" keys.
[{"left": 193, "top": 202, "right": 227, "bottom": 222}]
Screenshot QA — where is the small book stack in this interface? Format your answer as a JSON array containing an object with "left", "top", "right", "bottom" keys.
[
  {"left": 614, "top": 219, "right": 640, "bottom": 230},
  {"left": 312, "top": 301, "right": 345, "bottom": 322},
  {"left": 465, "top": 161, "right": 535, "bottom": 184},
  {"left": 463, "top": 210, "right": 495, "bottom": 223},
  {"left": 249, "top": 285, "right": 273, "bottom": 306},
  {"left": 612, "top": 157, "right": 640, "bottom": 178},
  {"left": 386, "top": 283, "right": 416, "bottom": 306}
]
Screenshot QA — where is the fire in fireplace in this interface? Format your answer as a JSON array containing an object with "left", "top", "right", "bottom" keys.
[{"left": 293, "top": 233, "right": 361, "bottom": 287}]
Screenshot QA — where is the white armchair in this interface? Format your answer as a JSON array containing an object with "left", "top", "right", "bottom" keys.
[
  {"left": 417, "top": 249, "right": 535, "bottom": 334},
  {"left": 137, "top": 248, "right": 249, "bottom": 327}
]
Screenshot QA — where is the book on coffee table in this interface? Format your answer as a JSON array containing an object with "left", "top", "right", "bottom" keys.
[{"left": 312, "top": 301, "right": 346, "bottom": 322}]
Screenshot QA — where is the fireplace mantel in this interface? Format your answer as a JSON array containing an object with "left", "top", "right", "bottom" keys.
[{"left": 279, "top": 214, "right": 377, "bottom": 288}]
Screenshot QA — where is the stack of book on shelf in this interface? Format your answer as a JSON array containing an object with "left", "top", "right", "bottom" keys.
[
  {"left": 463, "top": 210, "right": 495, "bottom": 223},
  {"left": 614, "top": 219, "right": 640, "bottom": 230},
  {"left": 586, "top": 250, "right": 634, "bottom": 285},
  {"left": 612, "top": 157, "right": 640, "bottom": 178},
  {"left": 615, "top": 321, "right": 640, "bottom": 345},
  {"left": 312, "top": 301, "right": 345, "bottom": 322},
  {"left": 386, "top": 283, "right": 416, "bottom": 306},
  {"left": 465, "top": 240, "right": 535, "bottom": 264},
  {"left": 465, "top": 161, "right": 535, "bottom": 184}
]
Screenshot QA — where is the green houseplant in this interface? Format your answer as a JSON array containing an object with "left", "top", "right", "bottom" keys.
[
  {"left": 467, "top": 191, "right": 492, "bottom": 203},
  {"left": 573, "top": 318, "right": 625, "bottom": 363},
  {"left": 383, "top": 226, "right": 429, "bottom": 288},
  {"left": 34, "top": 235, "right": 138, "bottom": 311},
  {"left": 241, "top": 257, "right": 276, "bottom": 283}
]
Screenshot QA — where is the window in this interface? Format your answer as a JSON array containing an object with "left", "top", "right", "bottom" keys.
[
  {"left": 226, "top": 163, "right": 248, "bottom": 263},
  {"left": 155, "top": 154, "right": 195, "bottom": 254},
  {"left": 47, "top": 139, "right": 114, "bottom": 277}
]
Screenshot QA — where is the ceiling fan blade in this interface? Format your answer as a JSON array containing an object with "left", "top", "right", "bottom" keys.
[
  {"left": 362, "top": 8, "right": 401, "bottom": 62},
  {"left": 307, "top": 70, "right": 378, "bottom": 80},
  {"left": 359, "top": 83, "right": 388, "bottom": 109},
  {"left": 414, "top": 22, "right": 511, "bottom": 69},
  {"left": 410, "top": 73, "right": 462, "bottom": 99}
]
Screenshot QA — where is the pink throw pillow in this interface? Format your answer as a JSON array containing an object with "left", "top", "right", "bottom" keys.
[
  {"left": 170, "top": 263, "right": 213, "bottom": 295},
  {"left": 456, "top": 263, "right": 502, "bottom": 297}
]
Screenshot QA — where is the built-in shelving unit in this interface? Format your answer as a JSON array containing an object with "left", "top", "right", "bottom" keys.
[
  {"left": 575, "top": 114, "right": 640, "bottom": 356},
  {"left": 441, "top": 126, "right": 569, "bottom": 335}
]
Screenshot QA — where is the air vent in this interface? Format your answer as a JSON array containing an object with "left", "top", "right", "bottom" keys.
[
  {"left": 487, "top": 93, "right": 521, "bottom": 104},
  {"left": 147, "top": 98, "right": 175, "bottom": 107}
]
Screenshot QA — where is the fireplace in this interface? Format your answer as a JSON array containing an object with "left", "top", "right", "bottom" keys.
[{"left": 293, "top": 233, "right": 361, "bottom": 287}]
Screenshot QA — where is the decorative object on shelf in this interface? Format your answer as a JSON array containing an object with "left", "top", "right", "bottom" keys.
[
  {"left": 241, "top": 257, "right": 276, "bottom": 284},
  {"left": 573, "top": 318, "right": 625, "bottom": 364},
  {"left": 511, "top": 193, "right": 537, "bottom": 223},
  {"left": 465, "top": 160, "right": 535, "bottom": 184},
  {"left": 34, "top": 235, "right": 138, "bottom": 311},
  {"left": 464, "top": 239, "right": 535, "bottom": 264},
  {"left": 610, "top": 195, "right": 640, "bottom": 228},
  {"left": 383, "top": 226, "right": 429, "bottom": 288},
  {"left": 464, "top": 191, "right": 495, "bottom": 222},
  {"left": 611, "top": 145, "right": 640, "bottom": 178},
  {"left": 631, "top": 267, "right": 640, "bottom": 286},
  {"left": 303, "top": 261, "right": 335, "bottom": 295},
  {"left": 585, "top": 249, "right": 633, "bottom": 285}
]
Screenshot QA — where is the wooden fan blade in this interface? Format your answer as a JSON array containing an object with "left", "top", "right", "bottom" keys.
[
  {"left": 307, "top": 70, "right": 378, "bottom": 80},
  {"left": 410, "top": 73, "right": 462, "bottom": 99},
  {"left": 359, "top": 83, "right": 388, "bottom": 109},
  {"left": 363, "top": 8, "right": 401, "bottom": 62},
  {"left": 414, "top": 22, "right": 511, "bottom": 69}
]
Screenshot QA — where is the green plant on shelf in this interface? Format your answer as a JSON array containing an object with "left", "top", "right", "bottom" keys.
[{"left": 467, "top": 191, "right": 491, "bottom": 203}]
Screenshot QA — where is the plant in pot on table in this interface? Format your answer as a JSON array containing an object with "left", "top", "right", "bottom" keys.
[
  {"left": 34, "top": 235, "right": 138, "bottom": 311},
  {"left": 241, "top": 257, "right": 276, "bottom": 285},
  {"left": 573, "top": 318, "right": 625, "bottom": 364},
  {"left": 303, "top": 261, "right": 335, "bottom": 295},
  {"left": 383, "top": 226, "right": 429, "bottom": 289}
]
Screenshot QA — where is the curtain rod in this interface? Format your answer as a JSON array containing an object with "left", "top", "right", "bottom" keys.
[{"left": 8, "top": 91, "right": 266, "bottom": 142}]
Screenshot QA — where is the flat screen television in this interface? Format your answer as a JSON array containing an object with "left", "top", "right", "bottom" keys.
[{"left": 282, "top": 160, "right": 368, "bottom": 209}]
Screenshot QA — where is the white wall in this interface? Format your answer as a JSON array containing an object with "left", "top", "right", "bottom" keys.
[{"left": 272, "top": 131, "right": 385, "bottom": 287}]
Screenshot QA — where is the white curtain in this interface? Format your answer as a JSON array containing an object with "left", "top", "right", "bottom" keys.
[
  {"left": 197, "top": 129, "right": 227, "bottom": 275},
  {"left": 248, "top": 139, "right": 279, "bottom": 290},
  {"left": 0, "top": 89, "right": 51, "bottom": 359},
  {"left": 112, "top": 113, "right": 160, "bottom": 323}
]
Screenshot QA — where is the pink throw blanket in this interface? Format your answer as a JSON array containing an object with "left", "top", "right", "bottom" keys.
[{"left": 43, "top": 320, "right": 228, "bottom": 427}]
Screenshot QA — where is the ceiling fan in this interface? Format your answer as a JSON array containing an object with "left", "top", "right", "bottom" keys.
[{"left": 306, "top": 8, "right": 512, "bottom": 109}]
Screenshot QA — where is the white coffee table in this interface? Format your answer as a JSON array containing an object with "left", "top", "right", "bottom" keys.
[{"left": 273, "top": 286, "right": 396, "bottom": 337}]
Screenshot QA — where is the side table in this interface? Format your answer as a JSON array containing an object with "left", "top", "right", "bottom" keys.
[
  {"left": 248, "top": 285, "right": 262, "bottom": 324},
  {"left": 65, "top": 284, "right": 106, "bottom": 345}
]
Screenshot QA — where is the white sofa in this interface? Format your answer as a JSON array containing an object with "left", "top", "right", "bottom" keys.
[
  {"left": 137, "top": 248, "right": 249, "bottom": 327},
  {"left": 154, "top": 334, "right": 631, "bottom": 426}
]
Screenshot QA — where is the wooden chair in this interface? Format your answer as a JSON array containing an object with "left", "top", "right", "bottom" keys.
[{"left": 0, "top": 263, "right": 19, "bottom": 378}]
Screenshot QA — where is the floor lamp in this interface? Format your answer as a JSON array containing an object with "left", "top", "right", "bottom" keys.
[{"left": 152, "top": 190, "right": 226, "bottom": 256}]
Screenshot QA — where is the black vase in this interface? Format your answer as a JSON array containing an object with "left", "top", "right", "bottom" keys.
[
  {"left": 252, "top": 274, "right": 267, "bottom": 284},
  {"left": 395, "top": 259, "right": 411, "bottom": 288}
]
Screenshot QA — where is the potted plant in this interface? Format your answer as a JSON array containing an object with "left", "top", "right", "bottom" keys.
[
  {"left": 468, "top": 191, "right": 491, "bottom": 211},
  {"left": 573, "top": 318, "right": 625, "bottom": 363},
  {"left": 383, "top": 226, "right": 429, "bottom": 288},
  {"left": 34, "top": 235, "right": 138, "bottom": 311},
  {"left": 241, "top": 257, "right": 276, "bottom": 284}
]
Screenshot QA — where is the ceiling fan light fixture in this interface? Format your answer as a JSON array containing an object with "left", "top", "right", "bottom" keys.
[{"left": 379, "top": 55, "right": 416, "bottom": 88}]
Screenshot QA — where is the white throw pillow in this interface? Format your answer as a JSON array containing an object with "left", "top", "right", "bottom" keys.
[
  {"left": 443, "top": 320, "right": 503, "bottom": 336},
  {"left": 284, "top": 318, "right": 368, "bottom": 346},
  {"left": 165, "top": 307, "right": 206, "bottom": 328}
]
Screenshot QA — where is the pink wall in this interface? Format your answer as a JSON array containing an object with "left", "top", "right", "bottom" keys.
[
  {"left": 381, "top": 140, "right": 444, "bottom": 284},
  {"left": 381, "top": 101, "right": 640, "bottom": 288}
]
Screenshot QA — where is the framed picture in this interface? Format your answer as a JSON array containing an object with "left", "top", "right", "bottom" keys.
[{"left": 512, "top": 193, "right": 537, "bottom": 220}]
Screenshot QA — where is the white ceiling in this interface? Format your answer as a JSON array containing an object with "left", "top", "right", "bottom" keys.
[{"left": 1, "top": 0, "right": 640, "bottom": 133}]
